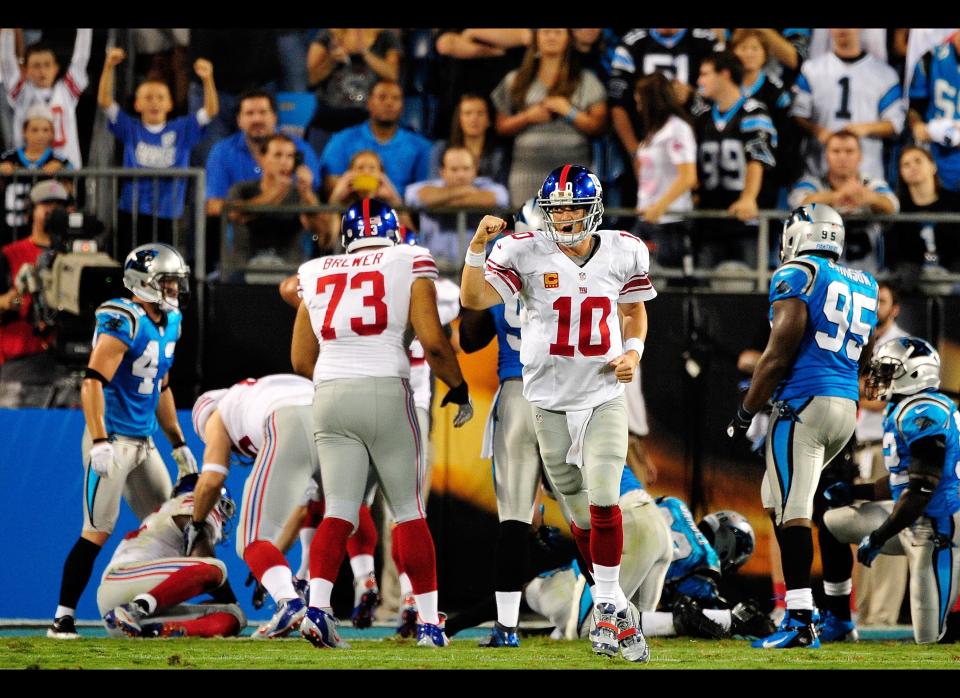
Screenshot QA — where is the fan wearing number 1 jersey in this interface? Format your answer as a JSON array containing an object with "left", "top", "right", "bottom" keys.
[
  {"left": 49, "top": 243, "right": 196, "bottom": 639},
  {"left": 726, "top": 203, "right": 878, "bottom": 650},
  {"left": 461, "top": 165, "right": 657, "bottom": 663},
  {"left": 292, "top": 197, "right": 473, "bottom": 649}
]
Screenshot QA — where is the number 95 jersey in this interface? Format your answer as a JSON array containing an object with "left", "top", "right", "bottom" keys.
[
  {"left": 769, "top": 256, "right": 878, "bottom": 402},
  {"left": 93, "top": 298, "right": 182, "bottom": 437},
  {"left": 484, "top": 230, "right": 656, "bottom": 411},
  {"left": 298, "top": 244, "right": 439, "bottom": 382}
]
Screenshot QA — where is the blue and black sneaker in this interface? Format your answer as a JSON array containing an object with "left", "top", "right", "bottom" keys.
[
  {"left": 479, "top": 621, "right": 520, "bottom": 647},
  {"left": 751, "top": 610, "right": 820, "bottom": 649},
  {"left": 818, "top": 609, "right": 859, "bottom": 642}
]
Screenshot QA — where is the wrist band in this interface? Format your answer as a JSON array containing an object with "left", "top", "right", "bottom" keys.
[
  {"left": 623, "top": 338, "right": 645, "bottom": 361},
  {"left": 92, "top": 437, "right": 109, "bottom": 444},
  {"left": 736, "top": 404, "right": 754, "bottom": 421},
  {"left": 565, "top": 106, "right": 580, "bottom": 124},
  {"left": 171, "top": 439, "right": 187, "bottom": 450},
  {"left": 202, "top": 463, "right": 230, "bottom": 476},
  {"left": 464, "top": 248, "right": 486, "bottom": 268}
]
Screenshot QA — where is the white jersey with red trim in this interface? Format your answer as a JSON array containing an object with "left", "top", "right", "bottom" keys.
[
  {"left": 408, "top": 277, "right": 461, "bottom": 411},
  {"left": 299, "top": 244, "right": 438, "bottom": 382},
  {"left": 485, "top": 229, "right": 656, "bottom": 411},
  {"left": 107, "top": 494, "right": 223, "bottom": 571},
  {"left": 1, "top": 29, "right": 92, "bottom": 168},
  {"left": 209, "top": 374, "right": 315, "bottom": 458}
]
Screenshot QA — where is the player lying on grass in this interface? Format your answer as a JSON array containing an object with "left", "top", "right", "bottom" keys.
[{"left": 98, "top": 474, "right": 245, "bottom": 638}]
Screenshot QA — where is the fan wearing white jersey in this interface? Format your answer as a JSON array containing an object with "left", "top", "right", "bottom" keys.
[
  {"left": 98, "top": 474, "right": 245, "bottom": 638},
  {"left": 291, "top": 197, "right": 473, "bottom": 649},
  {"left": 790, "top": 28, "right": 904, "bottom": 181},
  {"left": 185, "top": 373, "right": 317, "bottom": 640},
  {"left": 460, "top": 164, "right": 657, "bottom": 663},
  {"left": 0, "top": 29, "right": 92, "bottom": 168}
]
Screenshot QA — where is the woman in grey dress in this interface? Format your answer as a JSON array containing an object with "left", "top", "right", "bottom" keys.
[{"left": 491, "top": 28, "right": 608, "bottom": 207}]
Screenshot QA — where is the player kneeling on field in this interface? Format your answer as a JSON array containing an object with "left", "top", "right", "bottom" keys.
[
  {"left": 98, "top": 474, "right": 245, "bottom": 638},
  {"left": 821, "top": 337, "right": 960, "bottom": 644}
]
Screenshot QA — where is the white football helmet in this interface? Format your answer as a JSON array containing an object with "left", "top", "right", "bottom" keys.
[
  {"left": 123, "top": 243, "right": 190, "bottom": 310},
  {"left": 698, "top": 510, "right": 756, "bottom": 574},
  {"left": 866, "top": 336, "right": 941, "bottom": 401},
  {"left": 780, "top": 203, "right": 845, "bottom": 263}
]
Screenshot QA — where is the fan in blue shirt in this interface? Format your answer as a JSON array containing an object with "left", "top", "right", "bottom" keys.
[{"left": 99, "top": 47, "right": 219, "bottom": 221}]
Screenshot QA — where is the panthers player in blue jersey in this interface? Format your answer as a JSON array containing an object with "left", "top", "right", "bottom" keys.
[
  {"left": 458, "top": 199, "right": 542, "bottom": 648},
  {"left": 727, "top": 203, "right": 878, "bottom": 649},
  {"left": 822, "top": 337, "right": 960, "bottom": 644},
  {"left": 48, "top": 243, "right": 198, "bottom": 639}
]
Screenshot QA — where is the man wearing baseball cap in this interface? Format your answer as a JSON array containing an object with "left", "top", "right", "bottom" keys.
[
  {"left": 0, "top": 178, "right": 71, "bottom": 406},
  {"left": 0, "top": 104, "right": 72, "bottom": 244}
]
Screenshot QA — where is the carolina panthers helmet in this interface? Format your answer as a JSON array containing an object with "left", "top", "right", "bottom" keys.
[
  {"left": 515, "top": 197, "right": 545, "bottom": 233},
  {"left": 536, "top": 164, "right": 604, "bottom": 246},
  {"left": 192, "top": 389, "right": 228, "bottom": 440},
  {"left": 866, "top": 336, "right": 941, "bottom": 401},
  {"left": 123, "top": 243, "right": 190, "bottom": 310},
  {"left": 698, "top": 510, "right": 756, "bottom": 574},
  {"left": 780, "top": 203, "right": 845, "bottom": 263},
  {"left": 341, "top": 197, "right": 402, "bottom": 253}
]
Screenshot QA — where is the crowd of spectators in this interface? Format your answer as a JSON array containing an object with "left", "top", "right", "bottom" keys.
[{"left": 0, "top": 27, "right": 958, "bottom": 285}]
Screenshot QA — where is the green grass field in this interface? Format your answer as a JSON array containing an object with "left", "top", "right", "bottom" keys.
[{"left": 5, "top": 635, "right": 960, "bottom": 670}]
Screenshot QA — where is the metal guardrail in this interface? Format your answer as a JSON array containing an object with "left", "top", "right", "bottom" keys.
[{"left": 219, "top": 201, "right": 960, "bottom": 293}]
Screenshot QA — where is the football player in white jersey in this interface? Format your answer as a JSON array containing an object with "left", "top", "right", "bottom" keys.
[
  {"left": 185, "top": 373, "right": 319, "bottom": 640},
  {"left": 292, "top": 197, "right": 472, "bottom": 649},
  {"left": 0, "top": 29, "right": 92, "bottom": 168},
  {"left": 99, "top": 474, "right": 245, "bottom": 638},
  {"left": 790, "top": 28, "right": 905, "bottom": 181},
  {"left": 460, "top": 164, "right": 657, "bottom": 662}
]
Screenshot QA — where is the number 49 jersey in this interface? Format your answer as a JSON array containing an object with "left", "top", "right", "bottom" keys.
[
  {"left": 93, "top": 298, "right": 182, "bottom": 438},
  {"left": 769, "top": 255, "right": 878, "bottom": 402},
  {"left": 485, "top": 229, "right": 656, "bottom": 411},
  {"left": 298, "top": 244, "right": 438, "bottom": 382}
]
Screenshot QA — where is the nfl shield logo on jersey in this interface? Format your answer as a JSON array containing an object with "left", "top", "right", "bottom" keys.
[{"left": 544, "top": 272, "right": 559, "bottom": 288}]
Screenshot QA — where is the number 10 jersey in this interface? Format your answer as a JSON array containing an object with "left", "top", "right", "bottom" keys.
[
  {"left": 298, "top": 244, "right": 438, "bottom": 383},
  {"left": 769, "top": 254, "right": 878, "bottom": 402},
  {"left": 485, "top": 230, "right": 657, "bottom": 411}
]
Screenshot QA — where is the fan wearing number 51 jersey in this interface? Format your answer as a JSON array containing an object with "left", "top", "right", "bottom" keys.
[
  {"left": 461, "top": 164, "right": 657, "bottom": 663},
  {"left": 48, "top": 243, "right": 196, "bottom": 639},
  {"left": 292, "top": 197, "right": 472, "bottom": 649},
  {"left": 727, "top": 203, "right": 878, "bottom": 650}
]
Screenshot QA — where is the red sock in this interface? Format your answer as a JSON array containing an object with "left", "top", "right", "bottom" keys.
[
  {"left": 774, "top": 581, "right": 787, "bottom": 608},
  {"left": 147, "top": 563, "right": 223, "bottom": 609},
  {"left": 570, "top": 521, "right": 593, "bottom": 571},
  {"left": 162, "top": 612, "right": 240, "bottom": 638},
  {"left": 243, "top": 540, "right": 290, "bottom": 582},
  {"left": 305, "top": 499, "right": 325, "bottom": 528},
  {"left": 589, "top": 504, "right": 623, "bottom": 568},
  {"left": 392, "top": 519, "right": 436, "bottom": 594},
  {"left": 391, "top": 524, "right": 406, "bottom": 576},
  {"left": 346, "top": 504, "right": 377, "bottom": 558},
  {"left": 309, "top": 516, "right": 353, "bottom": 582}
]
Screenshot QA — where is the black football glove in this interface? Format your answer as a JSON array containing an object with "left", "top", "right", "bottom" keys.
[
  {"left": 441, "top": 381, "right": 474, "bottom": 427},
  {"left": 244, "top": 572, "right": 267, "bottom": 610},
  {"left": 725, "top": 405, "right": 754, "bottom": 443},
  {"left": 182, "top": 520, "right": 206, "bottom": 556}
]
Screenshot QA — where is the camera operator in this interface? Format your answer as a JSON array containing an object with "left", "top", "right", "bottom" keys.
[{"left": 0, "top": 179, "right": 69, "bottom": 407}]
